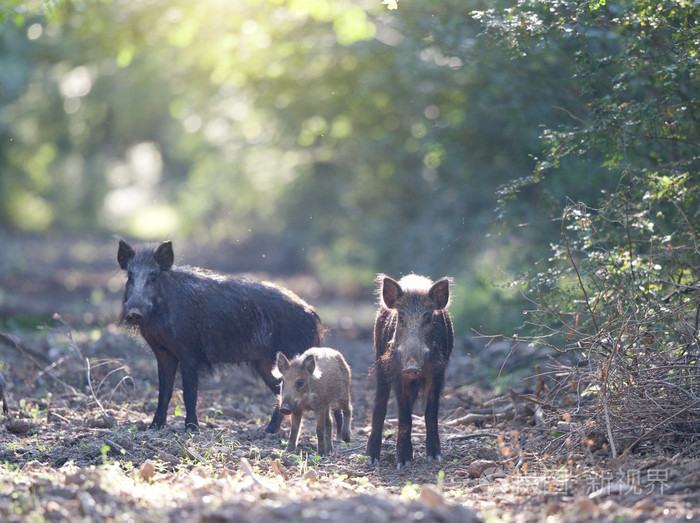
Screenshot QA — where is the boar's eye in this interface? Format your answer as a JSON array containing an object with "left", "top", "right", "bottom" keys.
[
  {"left": 126, "top": 271, "right": 134, "bottom": 281},
  {"left": 147, "top": 272, "right": 158, "bottom": 283},
  {"left": 295, "top": 378, "right": 305, "bottom": 390},
  {"left": 397, "top": 311, "right": 406, "bottom": 325},
  {"left": 423, "top": 312, "right": 433, "bottom": 324}
]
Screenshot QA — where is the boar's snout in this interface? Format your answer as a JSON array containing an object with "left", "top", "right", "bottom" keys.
[
  {"left": 401, "top": 356, "right": 422, "bottom": 379},
  {"left": 124, "top": 307, "right": 145, "bottom": 324},
  {"left": 402, "top": 365, "right": 421, "bottom": 379}
]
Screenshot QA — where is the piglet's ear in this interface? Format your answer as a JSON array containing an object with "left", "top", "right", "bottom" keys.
[
  {"left": 274, "top": 352, "right": 290, "bottom": 377},
  {"left": 117, "top": 240, "right": 135, "bottom": 270},
  {"left": 302, "top": 354, "right": 316, "bottom": 375},
  {"left": 429, "top": 278, "right": 451, "bottom": 310},
  {"left": 154, "top": 241, "right": 174, "bottom": 271},
  {"left": 380, "top": 276, "right": 403, "bottom": 309}
]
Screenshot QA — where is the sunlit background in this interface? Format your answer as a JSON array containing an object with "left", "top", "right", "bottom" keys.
[{"left": 3, "top": 0, "right": 693, "bottom": 337}]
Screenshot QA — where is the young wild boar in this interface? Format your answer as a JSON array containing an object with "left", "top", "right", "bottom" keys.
[
  {"left": 117, "top": 240, "right": 324, "bottom": 433},
  {"left": 366, "top": 274, "right": 454, "bottom": 469},
  {"left": 273, "top": 347, "right": 352, "bottom": 455}
]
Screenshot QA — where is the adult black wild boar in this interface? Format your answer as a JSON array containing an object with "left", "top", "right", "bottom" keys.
[
  {"left": 117, "top": 240, "right": 324, "bottom": 433},
  {"left": 366, "top": 274, "right": 454, "bottom": 469}
]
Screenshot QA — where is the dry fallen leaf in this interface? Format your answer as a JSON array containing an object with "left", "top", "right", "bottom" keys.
[
  {"left": 302, "top": 468, "right": 318, "bottom": 481},
  {"left": 270, "top": 459, "right": 288, "bottom": 481},
  {"left": 419, "top": 485, "right": 447, "bottom": 509},
  {"left": 139, "top": 460, "right": 156, "bottom": 482},
  {"left": 467, "top": 459, "right": 499, "bottom": 478}
]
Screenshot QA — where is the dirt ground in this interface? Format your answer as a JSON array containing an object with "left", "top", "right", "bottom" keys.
[{"left": 0, "top": 232, "right": 698, "bottom": 522}]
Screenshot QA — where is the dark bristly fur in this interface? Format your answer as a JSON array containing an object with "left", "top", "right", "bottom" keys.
[
  {"left": 366, "top": 274, "right": 454, "bottom": 469},
  {"left": 117, "top": 240, "right": 324, "bottom": 432},
  {"left": 0, "top": 371, "right": 8, "bottom": 415}
]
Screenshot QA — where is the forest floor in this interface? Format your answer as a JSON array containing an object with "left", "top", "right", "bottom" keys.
[{"left": 0, "top": 232, "right": 698, "bottom": 522}]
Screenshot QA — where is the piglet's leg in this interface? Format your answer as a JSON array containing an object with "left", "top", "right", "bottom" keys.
[
  {"left": 287, "top": 410, "right": 302, "bottom": 452},
  {"left": 315, "top": 407, "right": 332, "bottom": 455},
  {"left": 333, "top": 409, "right": 343, "bottom": 438},
  {"left": 340, "top": 399, "right": 352, "bottom": 443},
  {"left": 323, "top": 407, "right": 334, "bottom": 454}
]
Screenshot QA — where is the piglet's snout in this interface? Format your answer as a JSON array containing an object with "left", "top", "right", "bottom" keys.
[{"left": 279, "top": 399, "right": 294, "bottom": 415}]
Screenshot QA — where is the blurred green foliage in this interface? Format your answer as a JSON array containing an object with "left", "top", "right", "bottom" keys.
[
  {"left": 1, "top": 0, "right": 695, "bottom": 340},
  {"left": 474, "top": 0, "right": 699, "bottom": 446}
]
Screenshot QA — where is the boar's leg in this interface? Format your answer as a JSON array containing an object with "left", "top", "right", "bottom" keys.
[
  {"left": 253, "top": 358, "right": 285, "bottom": 433},
  {"left": 287, "top": 409, "right": 302, "bottom": 452},
  {"left": 425, "top": 372, "right": 445, "bottom": 462},
  {"left": 150, "top": 346, "right": 179, "bottom": 430},
  {"left": 396, "top": 381, "right": 421, "bottom": 469},
  {"left": 366, "top": 370, "right": 391, "bottom": 464},
  {"left": 180, "top": 358, "right": 200, "bottom": 432}
]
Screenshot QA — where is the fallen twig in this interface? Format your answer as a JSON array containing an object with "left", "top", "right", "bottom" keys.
[
  {"left": 338, "top": 444, "right": 365, "bottom": 454},
  {"left": 0, "top": 331, "right": 50, "bottom": 363},
  {"left": 239, "top": 457, "right": 269, "bottom": 488},
  {"left": 174, "top": 436, "right": 205, "bottom": 462},
  {"left": 446, "top": 410, "right": 515, "bottom": 426},
  {"left": 104, "top": 438, "right": 137, "bottom": 460},
  {"left": 626, "top": 398, "right": 700, "bottom": 454},
  {"left": 446, "top": 433, "right": 499, "bottom": 442}
]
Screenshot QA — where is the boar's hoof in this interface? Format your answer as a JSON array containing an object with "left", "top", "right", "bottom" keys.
[
  {"left": 396, "top": 460, "right": 410, "bottom": 470},
  {"left": 427, "top": 454, "right": 442, "bottom": 463},
  {"left": 185, "top": 422, "right": 200, "bottom": 433},
  {"left": 367, "top": 456, "right": 379, "bottom": 466}
]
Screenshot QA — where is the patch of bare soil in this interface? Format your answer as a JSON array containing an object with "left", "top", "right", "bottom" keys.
[{"left": 0, "top": 233, "right": 698, "bottom": 522}]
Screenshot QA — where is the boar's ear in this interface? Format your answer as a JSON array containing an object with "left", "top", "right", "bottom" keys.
[
  {"left": 380, "top": 276, "right": 403, "bottom": 309},
  {"left": 117, "top": 240, "right": 135, "bottom": 270},
  {"left": 429, "top": 278, "right": 451, "bottom": 310},
  {"left": 302, "top": 354, "right": 316, "bottom": 375},
  {"left": 154, "top": 241, "right": 174, "bottom": 271}
]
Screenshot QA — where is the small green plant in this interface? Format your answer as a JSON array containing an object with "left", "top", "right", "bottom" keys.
[
  {"left": 400, "top": 481, "right": 421, "bottom": 500},
  {"left": 296, "top": 450, "right": 310, "bottom": 476},
  {"left": 18, "top": 399, "right": 41, "bottom": 419},
  {"left": 437, "top": 469, "right": 445, "bottom": 491},
  {"left": 100, "top": 443, "right": 111, "bottom": 464}
]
